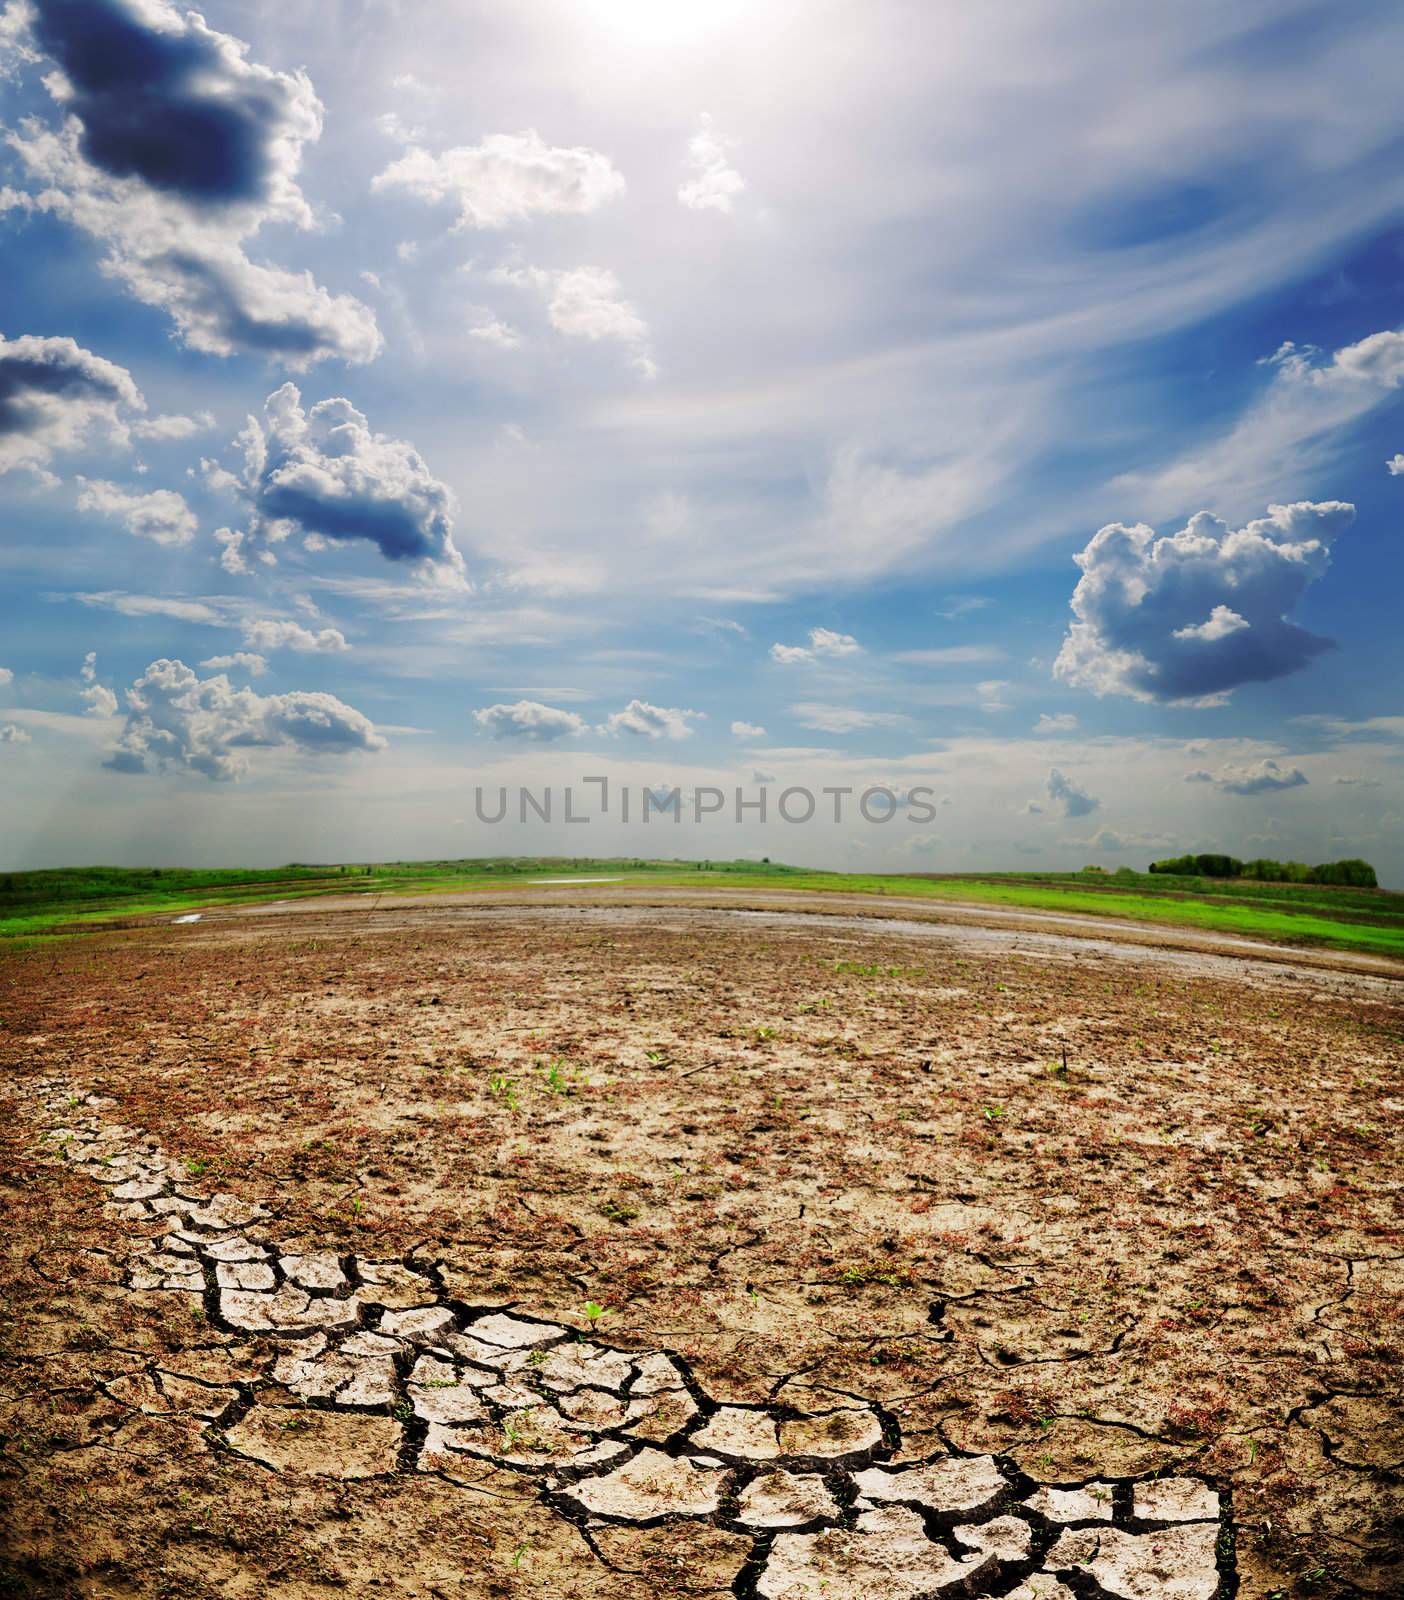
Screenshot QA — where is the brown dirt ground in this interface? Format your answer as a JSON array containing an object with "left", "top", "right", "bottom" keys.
[{"left": 0, "top": 894, "right": 1400, "bottom": 1599}]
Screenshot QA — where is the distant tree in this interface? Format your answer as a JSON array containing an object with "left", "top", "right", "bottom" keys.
[{"left": 1309, "top": 858, "right": 1378, "bottom": 888}]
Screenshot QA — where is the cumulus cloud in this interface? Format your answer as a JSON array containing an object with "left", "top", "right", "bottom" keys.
[
  {"left": 496, "top": 264, "right": 654, "bottom": 376},
  {"left": 0, "top": 722, "right": 30, "bottom": 743},
  {"left": 200, "top": 651, "right": 267, "bottom": 676},
  {"left": 1046, "top": 766, "right": 1099, "bottom": 818},
  {"left": 241, "top": 617, "right": 348, "bottom": 654},
  {"left": 601, "top": 699, "right": 701, "bottom": 739},
  {"left": 4, "top": 4, "right": 380, "bottom": 365},
  {"left": 473, "top": 699, "right": 587, "bottom": 741},
  {"left": 0, "top": 333, "right": 141, "bottom": 475},
  {"left": 770, "top": 627, "right": 862, "bottom": 665},
  {"left": 216, "top": 383, "right": 462, "bottom": 579},
  {"left": 731, "top": 720, "right": 766, "bottom": 738},
  {"left": 1191, "top": 758, "right": 1309, "bottom": 796},
  {"left": 374, "top": 129, "right": 624, "bottom": 229},
  {"left": 81, "top": 680, "right": 117, "bottom": 717},
  {"left": 1387, "top": 453, "right": 1404, "bottom": 476},
  {"left": 32, "top": 0, "right": 315, "bottom": 203},
  {"left": 76, "top": 477, "right": 196, "bottom": 545},
  {"left": 1055, "top": 501, "right": 1355, "bottom": 704},
  {"left": 105, "top": 657, "right": 384, "bottom": 781},
  {"left": 1033, "top": 712, "right": 1078, "bottom": 733},
  {"left": 678, "top": 114, "right": 745, "bottom": 213},
  {"left": 0, "top": 665, "right": 12, "bottom": 686}
]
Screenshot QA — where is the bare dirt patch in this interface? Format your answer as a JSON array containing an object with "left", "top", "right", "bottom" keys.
[{"left": 0, "top": 900, "right": 1400, "bottom": 1598}]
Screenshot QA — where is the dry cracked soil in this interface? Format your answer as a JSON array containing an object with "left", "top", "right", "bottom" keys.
[{"left": 0, "top": 894, "right": 1400, "bottom": 1600}]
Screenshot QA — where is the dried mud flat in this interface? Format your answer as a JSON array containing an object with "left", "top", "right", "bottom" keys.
[{"left": 0, "top": 898, "right": 1400, "bottom": 1599}]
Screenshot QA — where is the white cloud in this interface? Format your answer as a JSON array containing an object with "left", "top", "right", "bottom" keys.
[
  {"left": 473, "top": 699, "right": 588, "bottom": 741},
  {"left": 4, "top": 6, "right": 380, "bottom": 366},
  {"left": 201, "top": 651, "right": 267, "bottom": 677},
  {"left": 106, "top": 658, "right": 385, "bottom": 782},
  {"left": 218, "top": 384, "right": 462, "bottom": 580},
  {"left": 0, "top": 333, "right": 141, "bottom": 476},
  {"left": 770, "top": 627, "right": 862, "bottom": 665},
  {"left": 81, "top": 682, "right": 118, "bottom": 718},
  {"left": 1033, "top": 713, "right": 1078, "bottom": 733},
  {"left": 678, "top": 114, "right": 745, "bottom": 214},
  {"left": 1332, "top": 774, "right": 1381, "bottom": 788},
  {"left": 466, "top": 311, "right": 522, "bottom": 348},
  {"left": 131, "top": 411, "right": 215, "bottom": 441},
  {"left": 791, "top": 703, "right": 906, "bottom": 733},
  {"left": 1115, "top": 327, "right": 1404, "bottom": 520},
  {"left": 496, "top": 264, "right": 654, "bottom": 376},
  {"left": 0, "top": 722, "right": 30, "bottom": 743},
  {"left": 890, "top": 645, "right": 1004, "bottom": 665},
  {"left": 0, "top": 665, "right": 12, "bottom": 686},
  {"left": 374, "top": 129, "right": 624, "bottom": 229},
  {"left": 731, "top": 720, "right": 766, "bottom": 739},
  {"left": 601, "top": 699, "right": 701, "bottom": 739},
  {"left": 72, "top": 591, "right": 223, "bottom": 623},
  {"left": 936, "top": 595, "right": 991, "bottom": 620},
  {"left": 1046, "top": 767, "right": 1099, "bottom": 818},
  {"left": 242, "top": 618, "right": 349, "bottom": 654},
  {"left": 1055, "top": 501, "right": 1355, "bottom": 704},
  {"left": 76, "top": 478, "right": 197, "bottom": 546},
  {"left": 1192, "top": 758, "right": 1309, "bottom": 796},
  {"left": 1387, "top": 453, "right": 1404, "bottom": 476}
]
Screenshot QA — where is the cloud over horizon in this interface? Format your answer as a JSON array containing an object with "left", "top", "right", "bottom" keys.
[{"left": 106, "top": 657, "right": 385, "bottom": 781}]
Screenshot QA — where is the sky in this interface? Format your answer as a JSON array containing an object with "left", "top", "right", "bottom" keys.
[{"left": 1, "top": 0, "right": 1402, "bottom": 881}]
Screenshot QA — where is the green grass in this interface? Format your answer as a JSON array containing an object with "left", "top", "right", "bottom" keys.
[{"left": 1, "top": 857, "right": 1400, "bottom": 960}]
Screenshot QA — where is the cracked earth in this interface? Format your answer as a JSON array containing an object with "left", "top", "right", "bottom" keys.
[{"left": 0, "top": 897, "right": 1400, "bottom": 1598}]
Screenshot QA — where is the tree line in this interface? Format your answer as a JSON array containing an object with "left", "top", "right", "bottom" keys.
[{"left": 1147, "top": 854, "right": 1378, "bottom": 887}]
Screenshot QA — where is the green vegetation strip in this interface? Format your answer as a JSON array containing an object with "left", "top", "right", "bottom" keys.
[{"left": 2, "top": 858, "right": 1400, "bottom": 960}]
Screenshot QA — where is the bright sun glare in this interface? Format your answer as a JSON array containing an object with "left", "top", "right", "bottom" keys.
[{"left": 576, "top": 0, "right": 755, "bottom": 47}]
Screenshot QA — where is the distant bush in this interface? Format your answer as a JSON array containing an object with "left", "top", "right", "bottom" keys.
[{"left": 1149, "top": 853, "right": 1377, "bottom": 887}]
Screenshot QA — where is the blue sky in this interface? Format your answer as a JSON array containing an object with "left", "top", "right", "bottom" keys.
[{"left": 2, "top": 0, "right": 1402, "bottom": 879}]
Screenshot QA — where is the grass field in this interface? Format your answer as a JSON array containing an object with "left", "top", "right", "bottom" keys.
[{"left": 2, "top": 856, "right": 1402, "bottom": 958}]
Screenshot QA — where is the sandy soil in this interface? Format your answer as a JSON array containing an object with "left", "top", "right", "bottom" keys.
[{"left": 0, "top": 894, "right": 1399, "bottom": 1599}]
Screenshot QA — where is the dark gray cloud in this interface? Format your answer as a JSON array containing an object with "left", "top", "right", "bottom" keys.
[
  {"left": 32, "top": 0, "right": 308, "bottom": 205},
  {"left": 105, "top": 657, "right": 385, "bottom": 781},
  {"left": 1055, "top": 501, "right": 1355, "bottom": 704},
  {"left": 217, "top": 384, "right": 462, "bottom": 578},
  {"left": 5, "top": 5, "right": 379, "bottom": 366},
  {"left": 1046, "top": 766, "right": 1099, "bottom": 817},
  {"left": 0, "top": 333, "right": 140, "bottom": 473}
]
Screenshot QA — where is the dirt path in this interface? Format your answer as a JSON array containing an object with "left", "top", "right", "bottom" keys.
[{"left": 1, "top": 898, "right": 1399, "bottom": 1598}]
